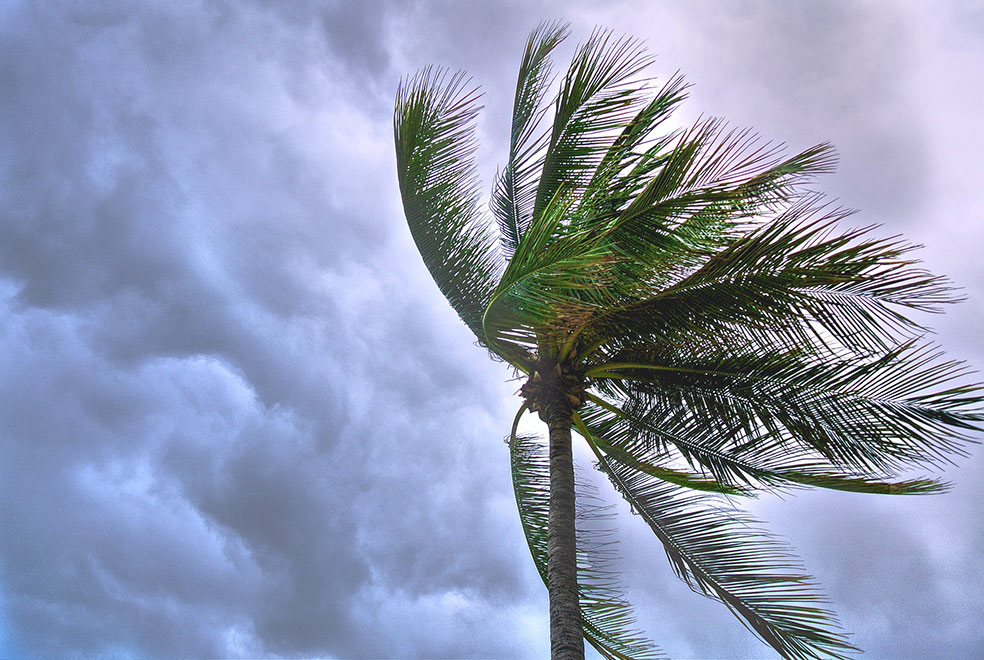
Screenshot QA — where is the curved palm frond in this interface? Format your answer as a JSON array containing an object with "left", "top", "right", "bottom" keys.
[
  {"left": 493, "top": 21, "right": 570, "bottom": 259},
  {"left": 483, "top": 189, "right": 602, "bottom": 362},
  {"left": 395, "top": 68, "right": 501, "bottom": 344},
  {"left": 587, "top": 339, "right": 982, "bottom": 477},
  {"left": 576, "top": 195, "right": 958, "bottom": 363},
  {"left": 482, "top": 30, "right": 661, "bottom": 362},
  {"left": 586, "top": 434, "right": 858, "bottom": 660},
  {"left": 532, "top": 28, "right": 654, "bottom": 227},
  {"left": 497, "top": 117, "right": 846, "bottom": 365},
  {"left": 578, "top": 72, "right": 690, "bottom": 217},
  {"left": 580, "top": 393, "right": 952, "bottom": 496},
  {"left": 572, "top": 407, "right": 750, "bottom": 495}
]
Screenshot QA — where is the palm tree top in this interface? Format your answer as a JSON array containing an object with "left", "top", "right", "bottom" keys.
[{"left": 395, "top": 21, "right": 982, "bottom": 659}]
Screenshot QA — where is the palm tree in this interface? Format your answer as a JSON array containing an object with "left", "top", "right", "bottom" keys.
[{"left": 393, "top": 22, "right": 982, "bottom": 660}]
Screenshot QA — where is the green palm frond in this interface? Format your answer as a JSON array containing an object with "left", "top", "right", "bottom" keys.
[
  {"left": 493, "top": 21, "right": 569, "bottom": 259},
  {"left": 578, "top": 73, "right": 690, "bottom": 216},
  {"left": 590, "top": 442, "right": 858, "bottom": 660},
  {"left": 572, "top": 411, "right": 749, "bottom": 495},
  {"left": 605, "top": 124, "right": 831, "bottom": 240},
  {"left": 577, "top": 195, "right": 957, "bottom": 362},
  {"left": 509, "top": 409, "right": 663, "bottom": 660},
  {"left": 496, "top": 127, "right": 844, "bottom": 364},
  {"left": 395, "top": 68, "right": 501, "bottom": 344},
  {"left": 580, "top": 394, "right": 951, "bottom": 496},
  {"left": 588, "top": 339, "right": 981, "bottom": 476},
  {"left": 484, "top": 190, "right": 619, "bottom": 362},
  {"left": 533, "top": 28, "right": 654, "bottom": 227}
]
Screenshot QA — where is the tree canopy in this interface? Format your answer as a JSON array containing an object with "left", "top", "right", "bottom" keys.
[{"left": 394, "top": 22, "right": 983, "bottom": 659}]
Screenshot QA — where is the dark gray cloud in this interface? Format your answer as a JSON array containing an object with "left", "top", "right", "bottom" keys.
[
  {"left": 0, "top": 2, "right": 530, "bottom": 657},
  {"left": 1, "top": 1, "right": 982, "bottom": 658}
]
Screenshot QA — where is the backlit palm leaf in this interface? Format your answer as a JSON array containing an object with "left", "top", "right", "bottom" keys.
[{"left": 587, "top": 339, "right": 980, "bottom": 475}]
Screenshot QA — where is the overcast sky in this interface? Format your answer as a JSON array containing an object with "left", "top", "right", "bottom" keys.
[{"left": 1, "top": 1, "right": 983, "bottom": 658}]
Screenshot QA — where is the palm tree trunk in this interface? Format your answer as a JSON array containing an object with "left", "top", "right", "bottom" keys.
[{"left": 545, "top": 402, "right": 584, "bottom": 659}]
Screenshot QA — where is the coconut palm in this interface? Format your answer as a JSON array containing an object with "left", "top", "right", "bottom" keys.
[{"left": 393, "top": 22, "right": 982, "bottom": 660}]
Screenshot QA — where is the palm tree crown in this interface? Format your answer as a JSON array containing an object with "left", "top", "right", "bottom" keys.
[{"left": 394, "top": 22, "right": 982, "bottom": 660}]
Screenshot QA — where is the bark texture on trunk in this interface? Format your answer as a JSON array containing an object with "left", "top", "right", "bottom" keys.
[{"left": 545, "top": 401, "right": 584, "bottom": 660}]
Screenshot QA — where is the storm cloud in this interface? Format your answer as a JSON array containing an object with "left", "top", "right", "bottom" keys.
[{"left": 1, "top": 1, "right": 982, "bottom": 658}]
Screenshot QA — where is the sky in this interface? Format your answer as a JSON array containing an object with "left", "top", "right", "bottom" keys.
[{"left": 1, "top": 1, "right": 983, "bottom": 658}]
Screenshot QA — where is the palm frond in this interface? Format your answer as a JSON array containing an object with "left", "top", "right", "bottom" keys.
[
  {"left": 555, "top": 134, "right": 838, "bottom": 360},
  {"left": 532, "top": 29, "right": 654, "bottom": 225},
  {"left": 586, "top": 124, "right": 834, "bottom": 270},
  {"left": 581, "top": 195, "right": 959, "bottom": 362},
  {"left": 577, "top": 73, "right": 690, "bottom": 217},
  {"left": 509, "top": 408, "right": 663, "bottom": 659},
  {"left": 585, "top": 336, "right": 983, "bottom": 477},
  {"left": 484, "top": 191, "right": 618, "bottom": 361},
  {"left": 493, "top": 21, "right": 569, "bottom": 259},
  {"left": 395, "top": 68, "right": 502, "bottom": 344},
  {"left": 588, "top": 439, "right": 858, "bottom": 660},
  {"left": 572, "top": 411, "right": 749, "bottom": 495},
  {"left": 581, "top": 393, "right": 952, "bottom": 496},
  {"left": 493, "top": 30, "right": 658, "bottom": 310}
]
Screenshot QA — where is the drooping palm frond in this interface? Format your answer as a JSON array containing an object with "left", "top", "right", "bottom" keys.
[
  {"left": 509, "top": 409, "right": 662, "bottom": 660},
  {"left": 493, "top": 21, "right": 569, "bottom": 259},
  {"left": 582, "top": 428, "right": 858, "bottom": 660},
  {"left": 573, "top": 405, "right": 750, "bottom": 495},
  {"left": 395, "top": 68, "right": 501, "bottom": 344}
]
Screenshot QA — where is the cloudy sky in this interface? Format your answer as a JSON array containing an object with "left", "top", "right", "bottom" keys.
[{"left": 2, "top": 1, "right": 983, "bottom": 658}]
